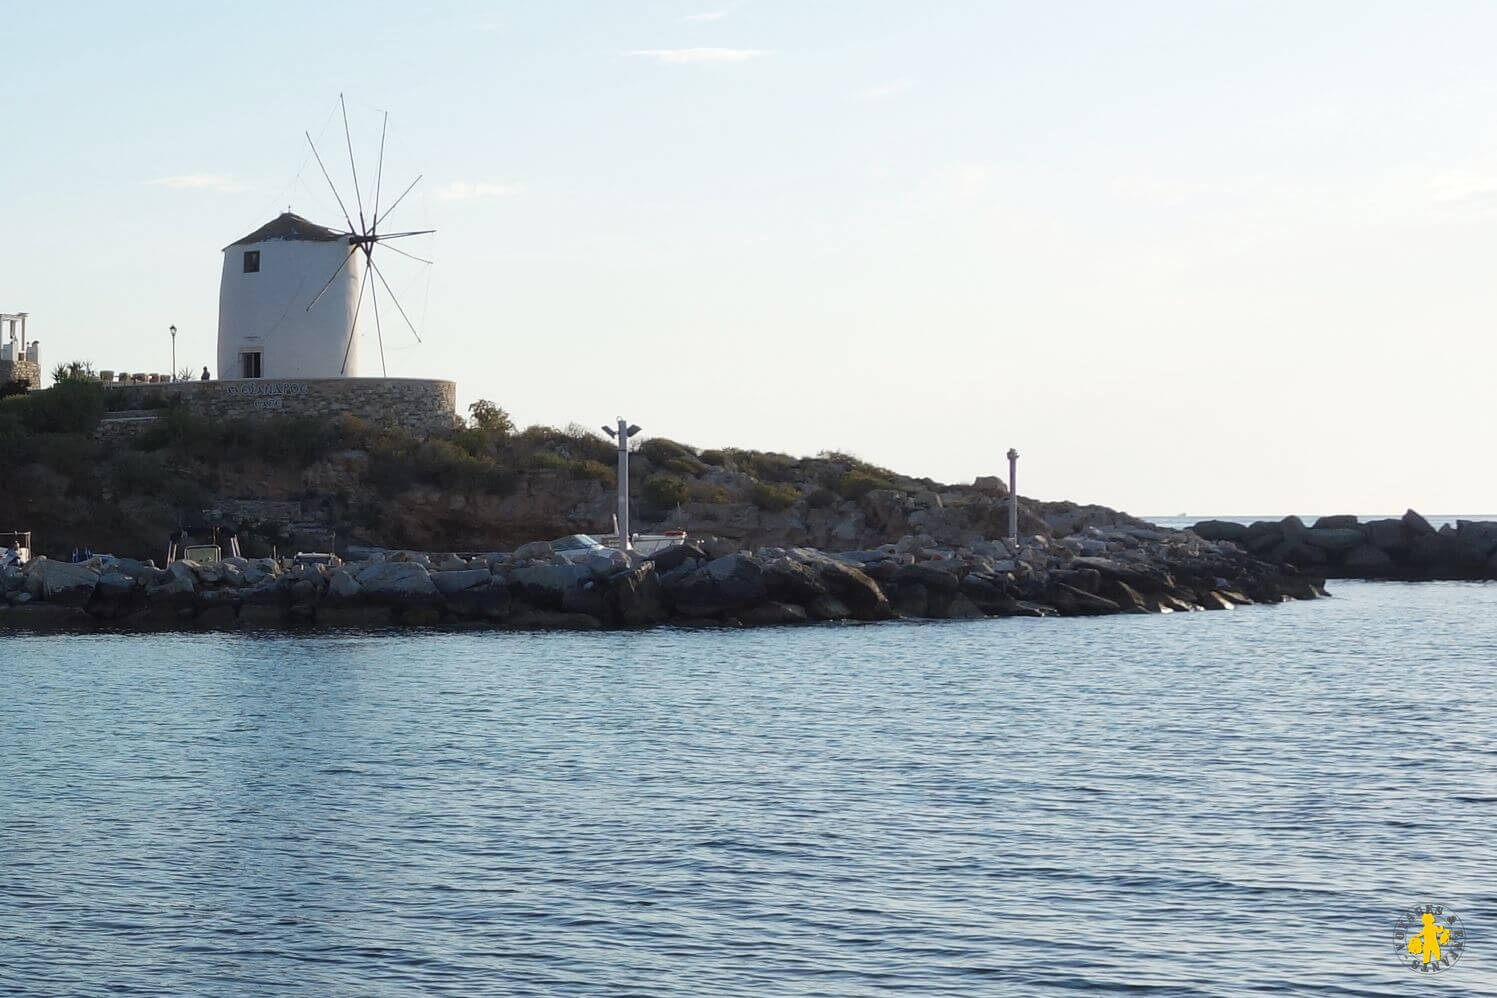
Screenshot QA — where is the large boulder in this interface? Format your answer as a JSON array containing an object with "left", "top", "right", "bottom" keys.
[
  {"left": 1311, "top": 515, "right": 1361, "bottom": 530},
  {"left": 704, "top": 554, "right": 769, "bottom": 604},
  {"left": 430, "top": 569, "right": 491, "bottom": 595},
  {"left": 25, "top": 559, "right": 99, "bottom": 607},
  {"left": 739, "top": 602, "right": 809, "bottom": 626},
  {"left": 147, "top": 561, "right": 198, "bottom": 601},
  {"left": 352, "top": 561, "right": 440, "bottom": 604},
  {"left": 1455, "top": 520, "right": 1497, "bottom": 558},
  {"left": 327, "top": 568, "right": 362, "bottom": 600},
  {"left": 1191, "top": 520, "right": 1248, "bottom": 543},
  {"left": 788, "top": 549, "right": 891, "bottom": 619},
  {"left": 1402, "top": 509, "right": 1436, "bottom": 537},
  {"left": 512, "top": 540, "right": 554, "bottom": 561},
  {"left": 1302, "top": 527, "right": 1365, "bottom": 553},
  {"left": 1043, "top": 582, "right": 1120, "bottom": 617},
  {"left": 444, "top": 584, "right": 513, "bottom": 621},
  {"left": 1241, "top": 521, "right": 1284, "bottom": 555},
  {"left": 605, "top": 565, "right": 666, "bottom": 627},
  {"left": 1364, "top": 518, "right": 1407, "bottom": 553},
  {"left": 510, "top": 563, "right": 591, "bottom": 609},
  {"left": 652, "top": 542, "right": 707, "bottom": 575},
  {"left": 763, "top": 558, "right": 828, "bottom": 603},
  {"left": 1342, "top": 545, "right": 1394, "bottom": 576},
  {"left": 892, "top": 561, "right": 960, "bottom": 593}
]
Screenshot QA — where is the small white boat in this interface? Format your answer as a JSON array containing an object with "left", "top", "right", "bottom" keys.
[
  {"left": 593, "top": 522, "right": 689, "bottom": 557},
  {"left": 1, "top": 530, "right": 32, "bottom": 569}
]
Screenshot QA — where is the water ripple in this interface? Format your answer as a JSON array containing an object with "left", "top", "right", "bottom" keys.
[{"left": 1, "top": 581, "right": 1495, "bottom": 995}]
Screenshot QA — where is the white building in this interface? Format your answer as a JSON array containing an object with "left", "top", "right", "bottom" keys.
[{"left": 217, "top": 213, "right": 365, "bottom": 379}]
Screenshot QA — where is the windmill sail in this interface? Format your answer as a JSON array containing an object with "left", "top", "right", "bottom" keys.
[{"left": 304, "top": 95, "right": 434, "bottom": 376}]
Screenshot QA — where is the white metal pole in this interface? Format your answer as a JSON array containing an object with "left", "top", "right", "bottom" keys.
[
  {"left": 617, "top": 418, "right": 632, "bottom": 551},
  {"left": 1007, "top": 448, "right": 1019, "bottom": 547}
]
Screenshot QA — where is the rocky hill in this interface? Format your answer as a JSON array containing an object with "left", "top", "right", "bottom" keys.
[{"left": 2, "top": 381, "right": 1146, "bottom": 561}]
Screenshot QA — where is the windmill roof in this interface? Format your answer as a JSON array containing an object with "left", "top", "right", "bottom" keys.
[{"left": 223, "top": 212, "right": 347, "bottom": 251}]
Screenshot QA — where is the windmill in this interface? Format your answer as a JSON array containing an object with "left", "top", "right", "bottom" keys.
[{"left": 303, "top": 95, "right": 433, "bottom": 376}]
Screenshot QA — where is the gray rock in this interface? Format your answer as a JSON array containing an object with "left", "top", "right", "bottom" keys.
[
  {"left": 445, "top": 584, "right": 513, "bottom": 621},
  {"left": 1303, "top": 527, "right": 1365, "bottom": 552},
  {"left": 511, "top": 563, "right": 592, "bottom": 608},
  {"left": 581, "top": 550, "right": 630, "bottom": 578},
  {"left": 1364, "top": 518, "right": 1406, "bottom": 552},
  {"left": 353, "top": 561, "right": 440, "bottom": 603},
  {"left": 96, "top": 572, "right": 137, "bottom": 599},
  {"left": 806, "top": 594, "right": 851, "bottom": 620},
  {"left": 763, "top": 558, "right": 828, "bottom": 603},
  {"left": 147, "top": 561, "right": 198, "bottom": 600},
  {"left": 1191, "top": 520, "right": 1249, "bottom": 543},
  {"left": 1311, "top": 515, "right": 1361, "bottom": 530},
  {"left": 605, "top": 565, "right": 666, "bottom": 627},
  {"left": 435, "top": 556, "right": 470, "bottom": 572},
  {"left": 23, "top": 561, "right": 100, "bottom": 607},
  {"left": 704, "top": 554, "right": 769, "bottom": 603},
  {"left": 430, "top": 569, "right": 490, "bottom": 595},
  {"left": 1279, "top": 516, "right": 1308, "bottom": 537},
  {"left": 739, "top": 601, "right": 809, "bottom": 626},
  {"left": 893, "top": 562, "right": 960, "bottom": 592},
  {"left": 327, "top": 569, "right": 362, "bottom": 600},
  {"left": 1342, "top": 545, "right": 1394, "bottom": 575},
  {"left": 1455, "top": 520, "right": 1497, "bottom": 557},
  {"left": 1402, "top": 509, "right": 1436, "bottom": 537}
]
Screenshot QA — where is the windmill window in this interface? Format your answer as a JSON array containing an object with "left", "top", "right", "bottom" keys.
[
  {"left": 240, "top": 351, "right": 262, "bottom": 379},
  {"left": 243, "top": 250, "right": 260, "bottom": 273}
]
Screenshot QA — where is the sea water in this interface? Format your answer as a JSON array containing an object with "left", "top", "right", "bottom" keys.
[{"left": 1, "top": 581, "right": 1494, "bottom": 995}]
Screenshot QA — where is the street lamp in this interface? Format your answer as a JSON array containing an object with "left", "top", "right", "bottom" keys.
[
  {"left": 169, "top": 325, "right": 177, "bottom": 382},
  {"left": 602, "top": 418, "right": 642, "bottom": 551},
  {"left": 1007, "top": 448, "right": 1020, "bottom": 547}
]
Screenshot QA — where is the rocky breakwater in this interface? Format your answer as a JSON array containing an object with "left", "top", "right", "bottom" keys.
[
  {"left": 0, "top": 525, "right": 1323, "bottom": 632},
  {"left": 1191, "top": 511, "right": 1497, "bottom": 581}
]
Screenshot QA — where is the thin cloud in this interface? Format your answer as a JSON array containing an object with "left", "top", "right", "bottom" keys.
[
  {"left": 434, "top": 181, "right": 522, "bottom": 201},
  {"left": 145, "top": 174, "right": 244, "bottom": 193},
  {"left": 684, "top": 9, "right": 730, "bottom": 21},
  {"left": 861, "top": 78, "right": 915, "bottom": 100},
  {"left": 630, "top": 47, "right": 768, "bottom": 64}
]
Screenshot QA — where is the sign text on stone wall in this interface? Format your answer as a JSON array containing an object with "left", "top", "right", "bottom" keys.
[{"left": 224, "top": 382, "right": 312, "bottom": 399}]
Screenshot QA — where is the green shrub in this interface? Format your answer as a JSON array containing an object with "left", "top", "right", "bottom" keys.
[
  {"left": 751, "top": 481, "right": 800, "bottom": 512},
  {"left": 111, "top": 451, "right": 167, "bottom": 496},
  {"left": 572, "top": 459, "right": 616, "bottom": 484},
  {"left": 19, "top": 379, "right": 106, "bottom": 435},
  {"left": 642, "top": 473, "right": 688, "bottom": 509},
  {"left": 699, "top": 449, "right": 727, "bottom": 466},
  {"left": 687, "top": 480, "right": 733, "bottom": 504},
  {"left": 641, "top": 438, "right": 705, "bottom": 475},
  {"left": 836, "top": 469, "right": 892, "bottom": 500},
  {"left": 36, "top": 432, "right": 100, "bottom": 484},
  {"left": 805, "top": 486, "right": 839, "bottom": 509},
  {"left": 468, "top": 399, "right": 515, "bottom": 435},
  {"left": 736, "top": 450, "right": 800, "bottom": 483},
  {"left": 528, "top": 451, "right": 569, "bottom": 471}
]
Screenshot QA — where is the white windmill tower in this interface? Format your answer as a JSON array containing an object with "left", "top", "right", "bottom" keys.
[{"left": 216, "top": 96, "right": 432, "bottom": 380}]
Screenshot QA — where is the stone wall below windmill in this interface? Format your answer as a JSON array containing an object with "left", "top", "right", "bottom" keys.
[{"left": 101, "top": 377, "right": 457, "bottom": 433}]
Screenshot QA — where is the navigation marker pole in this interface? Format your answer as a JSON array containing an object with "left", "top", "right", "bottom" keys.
[
  {"left": 1007, "top": 448, "right": 1020, "bottom": 548},
  {"left": 603, "top": 418, "right": 642, "bottom": 552}
]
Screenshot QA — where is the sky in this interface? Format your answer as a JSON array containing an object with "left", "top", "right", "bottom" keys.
[{"left": 3, "top": 1, "right": 1496, "bottom": 516}]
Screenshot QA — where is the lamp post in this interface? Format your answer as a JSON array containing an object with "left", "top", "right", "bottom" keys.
[
  {"left": 169, "top": 325, "right": 177, "bottom": 381},
  {"left": 602, "top": 418, "right": 642, "bottom": 551},
  {"left": 1007, "top": 447, "right": 1020, "bottom": 547}
]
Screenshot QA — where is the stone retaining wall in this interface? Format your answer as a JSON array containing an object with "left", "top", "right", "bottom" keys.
[
  {"left": 0, "top": 359, "right": 40, "bottom": 388},
  {"left": 101, "top": 377, "right": 457, "bottom": 432}
]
